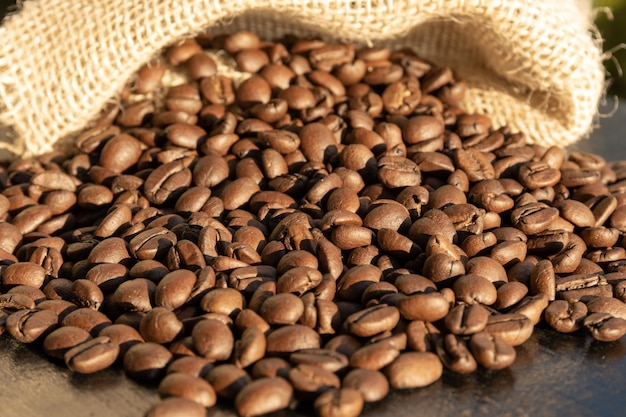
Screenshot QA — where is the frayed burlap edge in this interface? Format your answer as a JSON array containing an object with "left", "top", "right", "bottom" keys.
[{"left": 0, "top": 0, "right": 606, "bottom": 161}]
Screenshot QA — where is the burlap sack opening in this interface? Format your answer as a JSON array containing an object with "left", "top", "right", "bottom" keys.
[{"left": 0, "top": 0, "right": 606, "bottom": 162}]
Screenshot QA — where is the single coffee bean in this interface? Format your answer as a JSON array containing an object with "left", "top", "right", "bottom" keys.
[
  {"left": 260, "top": 293, "right": 304, "bottom": 325},
  {"left": 234, "top": 377, "right": 293, "bottom": 417},
  {"left": 341, "top": 368, "right": 389, "bottom": 403},
  {"left": 191, "top": 318, "right": 234, "bottom": 361},
  {"left": 98, "top": 323, "right": 145, "bottom": 358},
  {"left": 444, "top": 303, "right": 489, "bottom": 335},
  {"left": 206, "top": 363, "right": 252, "bottom": 399},
  {"left": 385, "top": 351, "right": 443, "bottom": 389},
  {"left": 251, "top": 357, "right": 292, "bottom": 379},
  {"left": 43, "top": 325, "right": 92, "bottom": 360},
  {"left": 314, "top": 388, "right": 364, "bottom": 417},
  {"left": 123, "top": 342, "right": 173, "bottom": 380},
  {"left": 64, "top": 336, "right": 120, "bottom": 374},
  {"left": 288, "top": 363, "right": 340, "bottom": 397},
  {"left": 543, "top": 300, "right": 588, "bottom": 333},
  {"left": 158, "top": 372, "right": 217, "bottom": 408},
  {"left": 233, "top": 326, "right": 267, "bottom": 369},
  {"left": 6, "top": 308, "right": 58, "bottom": 343},
  {"left": 166, "top": 356, "right": 213, "bottom": 378},
  {"left": 483, "top": 313, "right": 534, "bottom": 346},
  {"left": 469, "top": 332, "right": 516, "bottom": 370},
  {"left": 2, "top": 262, "right": 47, "bottom": 288},
  {"left": 265, "top": 324, "right": 321, "bottom": 356},
  {"left": 586, "top": 296, "right": 626, "bottom": 320},
  {"left": 452, "top": 274, "right": 497, "bottom": 305},
  {"left": 396, "top": 291, "right": 450, "bottom": 322},
  {"left": 583, "top": 312, "right": 626, "bottom": 342},
  {"left": 435, "top": 333, "right": 478, "bottom": 374},
  {"left": 139, "top": 307, "right": 183, "bottom": 344},
  {"left": 343, "top": 304, "right": 400, "bottom": 337},
  {"left": 349, "top": 339, "right": 400, "bottom": 371}
]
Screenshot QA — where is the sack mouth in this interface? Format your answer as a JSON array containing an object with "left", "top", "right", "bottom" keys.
[{"left": 0, "top": 1, "right": 605, "bottom": 160}]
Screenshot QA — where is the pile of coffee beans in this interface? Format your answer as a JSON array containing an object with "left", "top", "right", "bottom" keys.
[{"left": 1, "top": 30, "right": 626, "bottom": 417}]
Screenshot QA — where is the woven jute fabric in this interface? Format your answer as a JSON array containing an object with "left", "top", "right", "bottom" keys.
[{"left": 0, "top": 0, "right": 605, "bottom": 160}]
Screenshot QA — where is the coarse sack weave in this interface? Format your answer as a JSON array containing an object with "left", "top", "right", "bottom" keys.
[{"left": 0, "top": 0, "right": 605, "bottom": 160}]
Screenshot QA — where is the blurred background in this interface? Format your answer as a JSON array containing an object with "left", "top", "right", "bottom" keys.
[{"left": 595, "top": 0, "right": 626, "bottom": 98}]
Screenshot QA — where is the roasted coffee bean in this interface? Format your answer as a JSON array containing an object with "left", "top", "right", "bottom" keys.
[
  {"left": 206, "top": 363, "right": 252, "bottom": 399},
  {"left": 385, "top": 352, "right": 443, "bottom": 389},
  {"left": 435, "top": 333, "right": 477, "bottom": 374},
  {"left": 265, "top": 324, "right": 321, "bottom": 355},
  {"left": 396, "top": 291, "right": 450, "bottom": 322},
  {"left": 343, "top": 304, "right": 400, "bottom": 337},
  {"left": 234, "top": 377, "right": 293, "bottom": 417},
  {"left": 64, "top": 336, "right": 120, "bottom": 374},
  {"left": 484, "top": 313, "right": 533, "bottom": 346},
  {"left": 469, "top": 332, "right": 516, "bottom": 370},
  {"left": 348, "top": 340, "right": 400, "bottom": 370},
  {"left": 5, "top": 308, "right": 58, "bottom": 343},
  {"left": 288, "top": 363, "right": 340, "bottom": 397},
  {"left": 139, "top": 307, "right": 183, "bottom": 344},
  {"left": 444, "top": 303, "right": 489, "bottom": 335},
  {"left": 453, "top": 274, "right": 497, "bottom": 305},
  {"left": 98, "top": 323, "right": 145, "bottom": 358},
  {"left": 166, "top": 356, "right": 213, "bottom": 378},
  {"left": 543, "top": 300, "right": 587, "bottom": 333},
  {"left": 583, "top": 313, "right": 626, "bottom": 342},
  {"left": 191, "top": 318, "right": 234, "bottom": 361},
  {"left": 0, "top": 292, "right": 36, "bottom": 311},
  {"left": 314, "top": 388, "right": 364, "bottom": 417},
  {"left": 158, "top": 372, "right": 217, "bottom": 408},
  {"left": 112, "top": 278, "right": 156, "bottom": 313},
  {"left": 43, "top": 325, "right": 92, "bottom": 360},
  {"left": 2, "top": 262, "right": 47, "bottom": 288},
  {"left": 123, "top": 342, "right": 173, "bottom": 380},
  {"left": 69, "top": 279, "right": 104, "bottom": 310},
  {"left": 586, "top": 296, "right": 626, "bottom": 320}
]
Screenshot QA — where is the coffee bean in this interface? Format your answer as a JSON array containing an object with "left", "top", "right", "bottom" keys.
[
  {"left": 314, "top": 388, "right": 364, "bottom": 417},
  {"left": 583, "top": 312, "right": 626, "bottom": 342},
  {"left": 64, "top": 336, "right": 120, "bottom": 374},
  {"left": 43, "top": 325, "right": 92, "bottom": 360},
  {"left": 234, "top": 377, "right": 293, "bottom": 417},
  {"left": 158, "top": 372, "right": 216, "bottom": 408},
  {"left": 469, "top": 332, "right": 516, "bottom": 370},
  {"left": 266, "top": 324, "right": 321, "bottom": 355},
  {"left": 385, "top": 351, "right": 443, "bottom": 389},
  {"left": 444, "top": 303, "right": 489, "bottom": 335},
  {"left": 484, "top": 313, "right": 534, "bottom": 346},
  {"left": 123, "top": 342, "right": 173, "bottom": 380},
  {"left": 191, "top": 318, "right": 234, "bottom": 361},
  {"left": 2, "top": 262, "right": 47, "bottom": 288},
  {"left": 543, "top": 300, "right": 587, "bottom": 333},
  {"left": 206, "top": 363, "right": 251, "bottom": 399},
  {"left": 139, "top": 307, "right": 183, "bottom": 344}
]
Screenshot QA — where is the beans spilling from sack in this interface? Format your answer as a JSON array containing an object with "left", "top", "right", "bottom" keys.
[{"left": 1, "top": 31, "right": 626, "bottom": 417}]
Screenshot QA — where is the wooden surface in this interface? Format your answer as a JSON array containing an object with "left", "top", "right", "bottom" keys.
[{"left": 2, "top": 325, "right": 626, "bottom": 417}]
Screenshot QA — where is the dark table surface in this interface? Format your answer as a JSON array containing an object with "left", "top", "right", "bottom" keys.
[
  {"left": 1, "top": 103, "right": 625, "bottom": 417},
  {"left": 2, "top": 2, "right": 626, "bottom": 414}
]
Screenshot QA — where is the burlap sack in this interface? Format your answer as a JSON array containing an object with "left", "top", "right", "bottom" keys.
[{"left": 0, "top": 0, "right": 605, "bottom": 161}]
